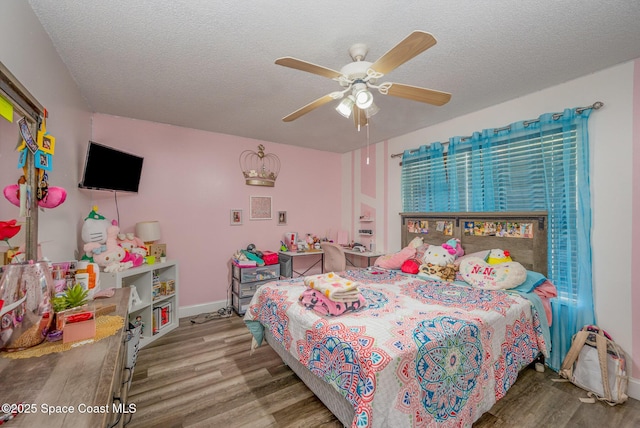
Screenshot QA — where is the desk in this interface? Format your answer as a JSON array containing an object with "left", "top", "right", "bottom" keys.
[
  {"left": 279, "top": 250, "right": 324, "bottom": 278},
  {"left": 343, "top": 249, "right": 384, "bottom": 268},
  {"left": 0, "top": 289, "right": 131, "bottom": 428},
  {"left": 279, "top": 249, "right": 384, "bottom": 277}
]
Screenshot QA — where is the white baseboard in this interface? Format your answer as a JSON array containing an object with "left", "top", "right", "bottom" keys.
[
  {"left": 178, "top": 299, "right": 232, "bottom": 320},
  {"left": 628, "top": 376, "right": 640, "bottom": 401}
]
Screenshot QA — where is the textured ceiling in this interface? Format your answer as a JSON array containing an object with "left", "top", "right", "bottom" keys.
[{"left": 27, "top": 0, "right": 640, "bottom": 153}]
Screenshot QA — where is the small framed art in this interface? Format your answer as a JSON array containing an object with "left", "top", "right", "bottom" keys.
[
  {"left": 250, "top": 196, "right": 272, "bottom": 220},
  {"left": 38, "top": 133, "right": 56, "bottom": 155},
  {"left": 278, "top": 211, "right": 287, "bottom": 226},
  {"left": 35, "top": 150, "right": 52, "bottom": 171},
  {"left": 230, "top": 209, "right": 243, "bottom": 225}
]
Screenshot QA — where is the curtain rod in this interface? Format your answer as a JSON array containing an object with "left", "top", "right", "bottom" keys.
[{"left": 390, "top": 101, "right": 604, "bottom": 159}]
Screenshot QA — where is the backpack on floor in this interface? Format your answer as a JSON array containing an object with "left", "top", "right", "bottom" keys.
[{"left": 558, "top": 325, "right": 628, "bottom": 405}]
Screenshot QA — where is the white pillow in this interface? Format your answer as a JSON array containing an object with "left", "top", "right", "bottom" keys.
[{"left": 458, "top": 257, "right": 527, "bottom": 290}]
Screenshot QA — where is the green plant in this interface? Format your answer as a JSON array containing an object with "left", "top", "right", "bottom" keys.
[{"left": 53, "top": 284, "right": 90, "bottom": 312}]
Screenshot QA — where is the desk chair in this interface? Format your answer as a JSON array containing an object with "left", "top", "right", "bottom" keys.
[{"left": 320, "top": 242, "right": 346, "bottom": 272}]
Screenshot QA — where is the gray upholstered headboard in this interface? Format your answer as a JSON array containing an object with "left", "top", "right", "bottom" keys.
[{"left": 400, "top": 211, "right": 548, "bottom": 276}]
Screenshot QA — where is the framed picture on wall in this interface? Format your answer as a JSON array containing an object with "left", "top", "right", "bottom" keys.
[
  {"left": 278, "top": 211, "right": 287, "bottom": 226},
  {"left": 230, "top": 209, "right": 242, "bottom": 225},
  {"left": 250, "top": 196, "right": 272, "bottom": 220}
]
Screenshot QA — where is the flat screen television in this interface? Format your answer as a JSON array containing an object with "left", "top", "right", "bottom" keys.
[{"left": 79, "top": 141, "right": 144, "bottom": 193}]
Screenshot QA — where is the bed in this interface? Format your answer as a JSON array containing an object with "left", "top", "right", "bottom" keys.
[{"left": 244, "top": 212, "right": 552, "bottom": 427}]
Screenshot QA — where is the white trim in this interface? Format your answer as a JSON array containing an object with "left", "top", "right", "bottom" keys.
[{"left": 178, "top": 299, "right": 229, "bottom": 319}]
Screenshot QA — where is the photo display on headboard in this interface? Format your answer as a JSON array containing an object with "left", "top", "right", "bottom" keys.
[
  {"left": 400, "top": 211, "right": 548, "bottom": 276},
  {"left": 463, "top": 221, "right": 533, "bottom": 238}
]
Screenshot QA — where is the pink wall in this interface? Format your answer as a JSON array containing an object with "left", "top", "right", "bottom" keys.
[
  {"left": 90, "top": 114, "right": 342, "bottom": 308},
  {"left": 633, "top": 59, "right": 640, "bottom": 378}
]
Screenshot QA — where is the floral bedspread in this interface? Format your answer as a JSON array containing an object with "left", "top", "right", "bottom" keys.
[{"left": 244, "top": 269, "right": 548, "bottom": 428}]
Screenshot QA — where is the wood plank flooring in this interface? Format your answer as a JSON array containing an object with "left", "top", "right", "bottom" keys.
[{"left": 128, "top": 314, "right": 640, "bottom": 428}]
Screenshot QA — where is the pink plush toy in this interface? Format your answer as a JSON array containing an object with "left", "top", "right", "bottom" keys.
[
  {"left": 94, "top": 220, "right": 133, "bottom": 272},
  {"left": 442, "top": 238, "right": 464, "bottom": 258},
  {"left": 117, "top": 232, "right": 145, "bottom": 251}
]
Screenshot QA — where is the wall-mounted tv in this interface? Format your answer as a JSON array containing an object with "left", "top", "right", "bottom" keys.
[{"left": 79, "top": 141, "right": 144, "bottom": 193}]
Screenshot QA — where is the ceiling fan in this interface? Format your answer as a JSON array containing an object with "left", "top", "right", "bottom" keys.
[{"left": 275, "top": 31, "right": 451, "bottom": 128}]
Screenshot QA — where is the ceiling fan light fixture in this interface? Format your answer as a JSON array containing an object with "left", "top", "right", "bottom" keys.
[
  {"left": 336, "top": 95, "right": 355, "bottom": 118},
  {"left": 354, "top": 87, "right": 373, "bottom": 109},
  {"left": 364, "top": 102, "right": 379, "bottom": 118}
]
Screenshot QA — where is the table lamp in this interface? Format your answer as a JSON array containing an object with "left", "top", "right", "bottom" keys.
[{"left": 135, "top": 221, "right": 161, "bottom": 246}]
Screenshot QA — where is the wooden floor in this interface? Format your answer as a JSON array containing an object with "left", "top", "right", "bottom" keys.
[{"left": 128, "top": 314, "right": 640, "bottom": 428}]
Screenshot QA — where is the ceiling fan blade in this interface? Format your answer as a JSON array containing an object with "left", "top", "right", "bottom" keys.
[
  {"left": 282, "top": 93, "right": 338, "bottom": 122},
  {"left": 275, "top": 57, "right": 343, "bottom": 79},
  {"left": 383, "top": 82, "right": 451, "bottom": 106},
  {"left": 370, "top": 31, "right": 437, "bottom": 75},
  {"left": 352, "top": 107, "right": 368, "bottom": 129}
]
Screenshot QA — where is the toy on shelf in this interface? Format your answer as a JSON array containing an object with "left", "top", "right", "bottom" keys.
[
  {"left": 81, "top": 206, "right": 110, "bottom": 263},
  {"left": 93, "top": 220, "right": 132, "bottom": 273}
]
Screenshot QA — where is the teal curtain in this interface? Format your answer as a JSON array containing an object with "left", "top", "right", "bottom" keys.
[{"left": 401, "top": 107, "right": 596, "bottom": 370}]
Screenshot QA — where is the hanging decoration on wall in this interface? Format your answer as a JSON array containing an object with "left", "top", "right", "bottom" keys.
[
  {"left": 239, "top": 144, "right": 280, "bottom": 187},
  {"left": 3, "top": 113, "right": 67, "bottom": 210}
]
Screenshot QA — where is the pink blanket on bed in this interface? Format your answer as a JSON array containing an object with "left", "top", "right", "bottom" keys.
[
  {"left": 299, "top": 288, "right": 366, "bottom": 316},
  {"left": 533, "top": 280, "right": 557, "bottom": 326}
]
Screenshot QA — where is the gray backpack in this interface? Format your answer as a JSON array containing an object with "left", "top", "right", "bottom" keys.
[{"left": 558, "top": 325, "right": 628, "bottom": 405}]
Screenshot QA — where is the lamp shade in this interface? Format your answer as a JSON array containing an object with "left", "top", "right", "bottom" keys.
[{"left": 135, "top": 221, "right": 161, "bottom": 243}]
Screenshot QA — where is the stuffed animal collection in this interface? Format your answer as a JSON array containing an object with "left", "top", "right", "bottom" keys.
[{"left": 80, "top": 206, "right": 148, "bottom": 271}]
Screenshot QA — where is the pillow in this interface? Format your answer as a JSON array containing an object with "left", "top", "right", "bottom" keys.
[
  {"left": 511, "top": 270, "right": 548, "bottom": 293},
  {"left": 458, "top": 257, "right": 527, "bottom": 290},
  {"left": 406, "top": 237, "right": 429, "bottom": 260},
  {"left": 454, "top": 249, "right": 491, "bottom": 266},
  {"left": 401, "top": 258, "right": 421, "bottom": 274},
  {"left": 374, "top": 246, "right": 416, "bottom": 270}
]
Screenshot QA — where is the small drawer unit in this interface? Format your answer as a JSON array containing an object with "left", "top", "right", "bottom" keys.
[{"left": 231, "top": 263, "right": 280, "bottom": 315}]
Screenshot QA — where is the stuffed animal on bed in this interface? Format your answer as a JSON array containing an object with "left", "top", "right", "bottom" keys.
[
  {"left": 419, "top": 262, "right": 458, "bottom": 282},
  {"left": 486, "top": 248, "right": 512, "bottom": 265},
  {"left": 420, "top": 244, "right": 458, "bottom": 280},
  {"left": 442, "top": 238, "right": 464, "bottom": 258}
]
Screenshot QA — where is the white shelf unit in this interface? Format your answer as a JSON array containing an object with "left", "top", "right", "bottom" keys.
[{"left": 100, "top": 260, "right": 179, "bottom": 348}]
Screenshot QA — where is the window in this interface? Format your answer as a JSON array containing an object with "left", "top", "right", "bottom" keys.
[{"left": 400, "top": 108, "right": 596, "bottom": 370}]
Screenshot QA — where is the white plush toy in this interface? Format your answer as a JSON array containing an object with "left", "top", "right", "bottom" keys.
[
  {"left": 419, "top": 244, "right": 458, "bottom": 281},
  {"left": 422, "top": 245, "right": 456, "bottom": 266},
  {"left": 81, "top": 206, "right": 110, "bottom": 262}
]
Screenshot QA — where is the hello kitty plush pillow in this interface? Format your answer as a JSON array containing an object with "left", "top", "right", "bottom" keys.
[
  {"left": 422, "top": 245, "right": 456, "bottom": 266},
  {"left": 458, "top": 257, "right": 527, "bottom": 290}
]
